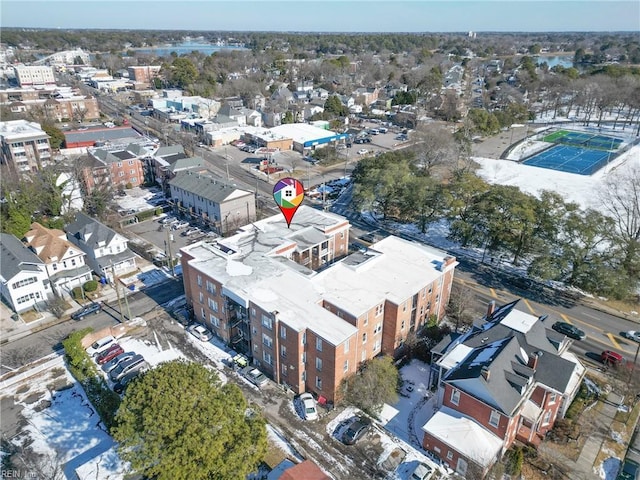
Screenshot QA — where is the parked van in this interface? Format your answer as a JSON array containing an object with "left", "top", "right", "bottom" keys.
[{"left": 86, "top": 336, "right": 117, "bottom": 357}]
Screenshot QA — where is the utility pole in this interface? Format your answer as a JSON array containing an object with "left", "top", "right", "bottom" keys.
[
  {"left": 165, "top": 226, "right": 175, "bottom": 277},
  {"left": 110, "top": 263, "right": 124, "bottom": 323}
]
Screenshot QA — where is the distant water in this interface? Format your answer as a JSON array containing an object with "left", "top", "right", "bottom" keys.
[
  {"left": 135, "top": 41, "right": 247, "bottom": 57},
  {"left": 536, "top": 56, "right": 573, "bottom": 69}
]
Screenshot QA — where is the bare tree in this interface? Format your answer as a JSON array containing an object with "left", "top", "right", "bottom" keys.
[
  {"left": 411, "top": 124, "right": 459, "bottom": 176},
  {"left": 446, "top": 284, "right": 476, "bottom": 332}
]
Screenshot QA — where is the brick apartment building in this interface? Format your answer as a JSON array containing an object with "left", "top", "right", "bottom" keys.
[
  {"left": 422, "top": 300, "right": 585, "bottom": 477},
  {"left": 83, "top": 144, "right": 147, "bottom": 191},
  {"left": 0, "top": 120, "right": 52, "bottom": 174},
  {"left": 180, "top": 206, "right": 457, "bottom": 402},
  {"left": 0, "top": 86, "right": 99, "bottom": 122},
  {"left": 127, "top": 65, "right": 162, "bottom": 84}
]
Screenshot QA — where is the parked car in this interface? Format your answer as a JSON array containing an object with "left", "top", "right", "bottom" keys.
[
  {"left": 342, "top": 416, "right": 371, "bottom": 445},
  {"left": 113, "top": 369, "right": 144, "bottom": 394},
  {"left": 172, "top": 221, "right": 190, "bottom": 230},
  {"left": 187, "top": 323, "right": 213, "bottom": 342},
  {"left": 110, "top": 354, "right": 146, "bottom": 382},
  {"left": 551, "top": 322, "right": 586, "bottom": 341},
  {"left": 622, "top": 331, "right": 640, "bottom": 343},
  {"left": 354, "top": 137, "right": 371, "bottom": 144},
  {"left": 244, "top": 367, "right": 268, "bottom": 388},
  {"left": 86, "top": 336, "right": 117, "bottom": 357},
  {"left": 409, "top": 462, "right": 435, "bottom": 480},
  {"left": 378, "top": 127, "right": 388, "bottom": 134},
  {"left": 617, "top": 459, "right": 639, "bottom": 480},
  {"left": 357, "top": 149, "right": 369, "bottom": 155},
  {"left": 102, "top": 352, "right": 136, "bottom": 373},
  {"left": 95, "top": 344, "right": 124, "bottom": 365},
  {"left": 183, "top": 227, "right": 201, "bottom": 236},
  {"left": 299, "top": 393, "right": 318, "bottom": 421},
  {"left": 71, "top": 302, "right": 102, "bottom": 320},
  {"left": 601, "top": 350, "right": 624, "bottom": 366}
]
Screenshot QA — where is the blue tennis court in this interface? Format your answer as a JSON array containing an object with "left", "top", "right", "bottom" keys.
[{"left": 523, "top": 145, "right": 613, "bottom": 175}]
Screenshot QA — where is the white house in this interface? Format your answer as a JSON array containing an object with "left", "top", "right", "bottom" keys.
[
  {"left": 24, "top": 223, "right": 93, "bottom": 297},
  {"left": 0, "top": 233, "right": 52, "bottom": 313},
  {"left": 65, "top": 212, "right": 137, "bottom": 283}
]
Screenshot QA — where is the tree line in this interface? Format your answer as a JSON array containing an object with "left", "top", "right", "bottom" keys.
[{"left": 352, "top": 150, "right": 640, "bottom": 301}]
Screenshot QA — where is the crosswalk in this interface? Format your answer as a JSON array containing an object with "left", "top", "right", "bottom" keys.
[{"left": 329, "top": 206, "right": 361, "bottom": 222}]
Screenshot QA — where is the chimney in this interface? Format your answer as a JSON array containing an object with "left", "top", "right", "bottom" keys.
[
  {"left": 481, "top": 366, "right": 491, "bottom": 382},
  {"left": 487, "top": 301, "right": 496, "bottom": 318},
  {"left": 528, "top": 351, "right": 542, "bottom": 370}
]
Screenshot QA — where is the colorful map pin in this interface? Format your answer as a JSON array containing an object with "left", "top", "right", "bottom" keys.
[{"left": 273, "top": 177, "right": 305, "bottom": 228}]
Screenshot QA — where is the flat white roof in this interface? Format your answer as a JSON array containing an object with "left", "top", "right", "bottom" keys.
[
  {"left": 0, "top": 120, "right": 46, "bottom": 140},
  {"left": 438, "top": 344, "right": 473, "bottom": 370},
  {"left": 313, "top": 236, "right": 454, "bottom": 317},
  {"left": 422, "top": 406, "right": 503, "bottom": 467},
  {"left": 500, "top": 308, "right": 538, "bottom": 334},
  {"left": 270, "top": 123, "right": 339, "bottom": 144}
]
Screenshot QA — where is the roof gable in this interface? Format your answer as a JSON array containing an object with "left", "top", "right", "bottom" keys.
[{"left": 0, "top": 232, "right": 44, "bottom": 282}]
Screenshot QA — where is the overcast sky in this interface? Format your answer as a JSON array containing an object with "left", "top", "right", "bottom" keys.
[{"left": 2, "top": 1, "right": 639, "bottom": 32}]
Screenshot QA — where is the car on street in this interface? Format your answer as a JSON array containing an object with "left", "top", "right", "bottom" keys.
[
  {"left": 342, "top": 416, "right": 371, "bottom": 445},
  {"left": 244, "top": 367, "right": 269, "bottom": 388},
  {"left": 95, "top": 344, "right": 124, "bottom": 365},
  {"left": 409, "top": 462, "right": 435, "bottom": 480},
  {"left": 601, "top": 350, "right": 624, "bottom": 366},
  {"left": 299, "top": 393, "right": 318, "bottom": 421},
  {"left": 551, "top": 322, "right": 586, "bottom": 341},
  {"left": 110, "top": 354, "right": 146, "bottom": 382},
  {"left": 102, "top": 352, "right": 136, "bottom": 373},
  {"left": 71, "top": 302, "right": 102, "bottom": 320},
  {"left": 187, "top": 323, "right": 213, "bottom": 342},
  {"left": 622, "top": 331, "right": 640, "bottom": 343},
  {"left": 86, "top": 336, "right": 117, "bottom": 357},
  {"left": 357, "top": 149, "right": 368, "bottom": 155}
]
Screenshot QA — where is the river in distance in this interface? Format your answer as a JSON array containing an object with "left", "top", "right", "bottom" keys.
[{"left": 135, "top": 41, "right": 248, "bottom": 57}]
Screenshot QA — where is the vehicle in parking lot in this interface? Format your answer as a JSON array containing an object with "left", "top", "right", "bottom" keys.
[
  {"left": 86, "top": 336, "right": 117, "bottom": 357},
  {"left": 96, "top": 344, "right": 124, "bottom": 365},
  {"left": 299, "top": 393, "right": 318, "bottom": 421},
  {"left": 357, "top": 149, "right": 369, "bottom": 155},
  {"left": 102, "top": 352, "right": 136, "bottom": 373},
  {"left": 617, "top": 459, "right": 639, "bottom": 480},
  {"left": 110, "top": 354, "right": 146, "bottom": 381},
  {"left": 354, "top": 137, "right": 371, "bottom": 144},
  {"left": 409, "top": 462, "right": 435, "bottom": 480},
  {"left": 71, "top": 302, "right": 102, "bottom": 320},
  {"left": 187, "top": 323, "right": 213, "bottom": 342},
  {"left": 244, "top": 367, "right": 268, "bottom": 388},
  {"left": 378, "top": 127, "right": 388, "bottom": 133},
  {"left": 342, "top": 416, "right": 371, "bottom": 445},
  {"left": 183, "top": 227, "right": 201, "bottom": 236},
  {"left": 113, "top": 369, "right": 144, "bottom": 394},
  {"left": 551, "top": 322, "right": 586, "bottom": 341},
  {"left": 622, "top": 331, "right": 640, "bottom": 343},
  {"left": 601, "top": 350, "right": 624, "bottom": 366},
  {"left": 172, "top": 221, "right": 190, "bottom": 230}
]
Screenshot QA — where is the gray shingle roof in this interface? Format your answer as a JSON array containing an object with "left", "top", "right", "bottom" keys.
[
  {"left": 65, "top": 212, "right": 117, "bottom": 249},
  {"left": 0, "top": 232, "right": 44, "bottom": 282},
  {"left": 64, "top": 127, "right": 141, "bottom": 143},
  {"left": 169, "top": 172, "right": 253, "bottom": 204},
  {"left": 156, "top": 145, "right": 185, "bottom": 158}
]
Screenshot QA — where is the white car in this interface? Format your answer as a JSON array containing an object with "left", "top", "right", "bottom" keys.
[
  {"left": 299, "top": 393, "right": 318, "bottom": 421},
  {"left": 171, "top": 221, "right": 190, "bottom": 230},
  {"left": 244, "top": 367, "right": 268, "bottom": 388},
  {"left": 623, "top": 330, "right": 640, "bottom": 343},
  {"left": 409, "top": 462, "right": 434, "bottom": 480},
  {"left": 187, "top": 324, "right": 213, "bottom": 342},
  {"left": 357, "top": 149, "right": 368, "bottom": 155},
  {"left": 86, "top": 336, "right": 117, "bottom": 357}
]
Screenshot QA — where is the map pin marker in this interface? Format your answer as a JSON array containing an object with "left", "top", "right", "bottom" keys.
[{"left": 273, "top": 177, "right": 305, "bottom": 228}]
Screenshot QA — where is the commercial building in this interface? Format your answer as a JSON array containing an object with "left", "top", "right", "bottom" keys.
[
  {"left": 268, "top": 123, "right": 350, "bottom": 153},
  {"left": 180, "top": 207, "right": 457, "bottom": 402},
  {"left": 13, "top": 65, "right": 56, "bottom": 87},
  {"left": 0, "top": 120, "right": 52, "bottom": 174}
]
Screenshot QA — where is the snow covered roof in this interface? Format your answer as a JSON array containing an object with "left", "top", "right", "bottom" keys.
[
  {"left": 437, "top": 344, "right": 473, "bottom": 370},
  {"left": 422, "top": 406, "right": 503, "bottom": 468}
]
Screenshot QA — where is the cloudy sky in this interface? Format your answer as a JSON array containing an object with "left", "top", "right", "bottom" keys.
[{"left": 2, "top": 1, "right": 639, "bottom": 32}]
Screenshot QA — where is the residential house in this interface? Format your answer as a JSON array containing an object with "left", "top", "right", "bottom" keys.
[
  {"left": 422, "top": 300, "right": 586, "bottom": 477},
  {"left": 168, "top": 171, "right": 256, "bottom": 235},
  {"left": 0, "top": 233, "right": 52, "bottom": 313},
  {"left": 269, "top": 460, "right": 331, "bottom": 480},
  {"left": 151, "top": 144, "right": 206, "bottom": 191},
  {"left": 353, "top": 87, "right": 380, "bottom": 106},
  {"left": 23, "top": 223, "right": 92, "bottom": 296},
  {"left": 179, "top": 207, "right": 457, "bottom": 403},
  {"left": 0, "top": 120, "right": 52, "bottom": 174},
  {"left": 270, "top": 85, "right": 294, "bottom": 106},
  {"left": 87, "top": 144, "right": 147, "bottom": 190},
  {"left": 65, "top": 212, "right": 137, "bottom": 283}
]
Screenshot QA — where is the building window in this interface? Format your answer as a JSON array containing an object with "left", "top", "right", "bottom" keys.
[
  {"left": 130, "top": 169, "right": 136, "bottom": 174},
  {"left": 375, "top": 304, "right": 383, "bottom": 316},
  {"left": 201, "top": 307, "right": 206, "bottom": 319},
  {"left": 208, "top": 298, "right": 218, "bottom": 312},
  {"left": 548, "top": 393, "right": 557, "bottom": 404},
  {"left": 315, "top": 376, "right": 322, "bottom": 390},
  {"left": 251, "top": 307, "right": 256, "bottom": 317},
  {"left": 281, "top": 363, "right": 288, "bottom": 376},
  {"left": 263, "top": 351, "right": 272, "bottom": 365},
  {"left": 374, "top": 322, "right": 381, "bottom": 334},
  {"left": 302, "top": 332, "right": 306, "bottom": 345},
  {"left": 489, "top": 410, "right": 500, "bottom": 428},
  {"left": 262, "top": 334, "right": 273, "bottom": 348},
  {"left": 118, "top": 171, "right": 125, "bottom": 177},
  {"left": 361, "top": 349, "right": 367, "bottom": 362},
  {"left": 52, "top": 263, "right": 58, "bottom": 271},
  {"left": 363, "top": 313, "right": 368, "bottom": 326},
  {"left": 362, "top": 332, "right": 367, "bottom": 344},
  {"left": 344, "top": 339, "right": 350, "bottom": 353},
  {"left": 401, "top": 320, "right": 405, "bottom": 330},
  {"left": 117, "top": 162, "right": 123, "bottom": 167},
  {"left": 301, "top": 371, "right": 306, "bottom": 382},
  {"left": 451, "top": 389, "right": 460, "bottom": 406},
  {"left": 433, "top": 446, "right": 441, "bottom": 454},
  {"left": 542, "top": 410, "right": 551, "bottom": 425},
  {"left": 316, "top": 337, "right": 322, "bottom": 352},
  {"left": 130, "top": 177, "right": 137, "bottom": 184},
  {"left": 373, "top": 339, "right": 381, "bottom": 352},
  {"left": 261, "top": 314, "right": 273, "bottom": 330},
  {"left": 12, "top": 277, "right": 37, "bottom": 289},
  {"left": 343, "top": 360, "right": 349, "bottom": 372},
  {"left": 128, "top": 160, "right": 134, "bottom": 165},
  {"left": 209, "top": 314, "right": 220, "bottom": 327},
  {"left": 315, "top": 357, "right": 322, "bottom": 371},
  {"left": 199, "top": 292, "right": 203, "bottom": 303},
  {"left": 302, "top": 352, "right": 306, "bottom": 364},
  {"left": 446, "top": 451, "right": 454, "bottom": 461},
  {"left": 197, "top": 275, "right": 202, "bottom": 286},
  {"left": 280, "top": 345, "right": 286, "bottom": 357},
  {"left": 280, "top": 325, "right": 286, "bottom": 339},
  {"left": 206, "top": 281, "right": 216, "bottom": 295}
]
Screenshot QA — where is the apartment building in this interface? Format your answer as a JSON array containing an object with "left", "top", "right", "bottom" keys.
[
  {"left": 422, "top": 300, "right": 585, "bottom": 477},
  {"left": 13, "top": 65, "right": 56, "bottom": 87},
  {"left": 127, "top": 65, "right": 162, "bottom": 84},
  {"left": 0, "top": 86, "right": 99, "bottom": 122},
  {"left": 0, "top": 120, "right": 52, "bottom": 174},
  {"left": 180, "top": 206, "right": 457, "bottom": 402},
  {"left": 87, "top": 145, "right": 147, "bottom": 190}
]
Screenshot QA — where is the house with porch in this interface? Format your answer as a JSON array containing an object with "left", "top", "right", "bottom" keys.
[{"left": 422, "top": 300, "right": 585, "bottom": 477}]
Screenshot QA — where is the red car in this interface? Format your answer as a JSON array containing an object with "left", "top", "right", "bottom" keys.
[
  {"left": 96, "top": 344, "right": 124, "bottom": 365},
  {"left": 601, "top": 350, "right": 624, "bottom": 366}
]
